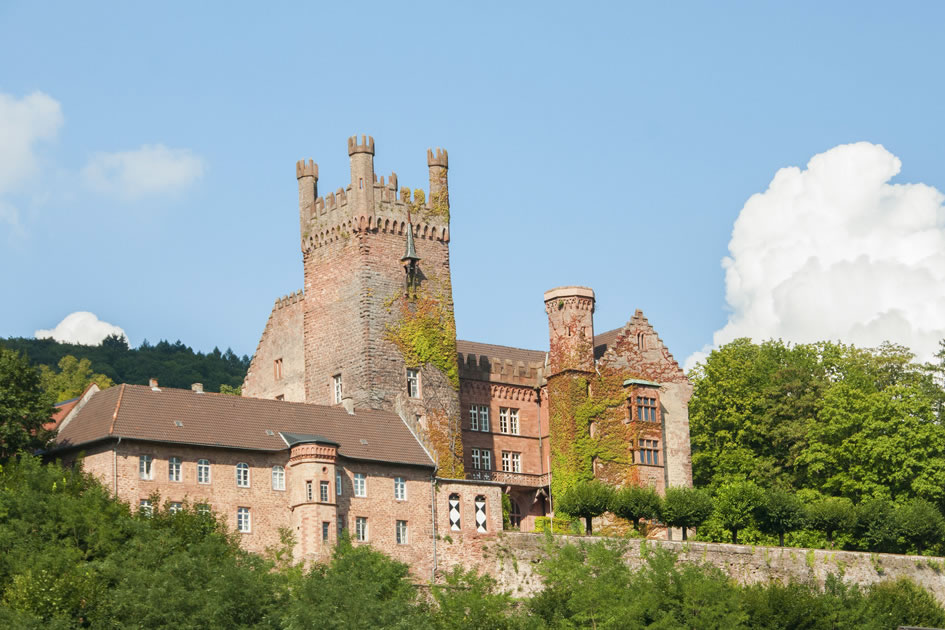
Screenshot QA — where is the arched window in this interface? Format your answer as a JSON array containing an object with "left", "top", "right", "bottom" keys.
[
  {"left": 475, "top": 495, "right": 487, "bottom": 533},
  {"left": 236, "top": 462, "right": 250, "bottom": 488},
  {"left": 448, "top": 493, "right": 461, "bottom": 531}
]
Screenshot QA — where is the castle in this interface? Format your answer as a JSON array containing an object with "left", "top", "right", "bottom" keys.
[{"left": 51, "top": 136, "right": 692, "bottom": 573}]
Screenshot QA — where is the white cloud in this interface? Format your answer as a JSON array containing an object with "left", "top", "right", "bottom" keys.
[
  {"left": 686, "top": 142, "right": 945, "bottom": 371},
  {"left": 0, "top": 91, "right": 63, "bottom": 226},
  {"left": 36, "top": 312, "right": 127, "bottom": 346},
  {"left": 81, "top": 144, "right": 204, "bottom": 200}
]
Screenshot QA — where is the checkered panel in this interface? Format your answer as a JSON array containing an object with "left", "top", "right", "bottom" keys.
[
  {"left": 449, "top": 494, "right": 461, "bottom": 531},
  {"left": 475, "top": 496, "right": 487, "bottom": 533}
]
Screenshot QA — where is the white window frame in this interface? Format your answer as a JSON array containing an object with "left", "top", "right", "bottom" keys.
[
  {"left": 333, "top": 374, "right": 343, "bottom": 404},
  {"left": 501, "top": 451, "right": 521, "bottom": 473},
  {"left": 139, "top": 455, "right": 153, "bottom": 480},
  {"left": 320, "top": 480, "right": 330, "bottom": 502},
  {"left": 168, "top": 456, "right": 181, "bottom": 482},
  {"left": 139, "top": 498, "right": 152, "bottom": 516},
  {"left": 471, "top": 449, "right": 480, "bottom": 470},
  {"left": 396, "top": 520, "right": 408, "bottom": 545},
  {"left": 272, "top": 465, "right": 285, "bottom": 491},
  {"left": 394, "top": 476, "right": 406, "bottom": 501},
  {"left": 355, "top": 516, "right": 367, "bottom": 541},
  {"left": 482, "top": 449, "right": 492, "bottom": 471},
  {"left": 354, "top": 473, "right": 366, "bottom": 498},
  {"left": 499, "top": 408, "right": 519, "bottom": 435},
  {"left": 237, "top": 507, "right": 251, "bottom": 533},
  {"left": 336, "top": 471, "right": 343, "bottom": 496},
  {"left": 306, "top": 480, "right": 313, "bottom": 501},
  {"left": 322, "top": 521, "right": 330, "bottom": 542},
  {"left": 470, "top": 405, "right": 479, "bottom": 431},
  {"left": 197, "top": 459, "right": 211, "bottom": 484},
  {"left": 406, "top": 368, "right": 420, "bottom": 398},
  {"left": 479, "top": 405, "right": 490, "bottom": 432},
  {"left": 169, "top": 502, "right": 182, "bottom": 514},
  {"left": 236, "top": 462, "right": 250, "bottom": 488}
]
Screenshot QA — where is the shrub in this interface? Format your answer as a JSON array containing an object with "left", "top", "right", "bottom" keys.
[
  {"left": 554, "top": 480, "right": 615, "bottom": 535},
  {"left": 714, "top": 481, "right": 764, "bottom": 544},
  {"left": 806, "top": 497, "right": 856, "bottom": 548},
  {"left": 755, "top": 487, "right": 806, "bottom": 547},
  {"left": 660, "top": 486, "right": 714, "bottom": 541},
  {"left": 610, "top": 485, "right": 662, "bottom": 532}
]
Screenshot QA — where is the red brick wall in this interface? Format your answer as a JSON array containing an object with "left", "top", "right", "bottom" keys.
[{"left": 243, "top": 295, "right": 305, "bottom": 402}]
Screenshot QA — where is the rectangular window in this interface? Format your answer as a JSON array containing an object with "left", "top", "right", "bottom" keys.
[
  {"left": 306, "top": 480, "right": 313, "bottom": 501},
  {"left": 168, "top": 456, "right": 181, "bottom": 482},
  {"left": 236, "top": 463, "right": 250, "bottom": 488},
  {"left": 333, "top": 374, "right": 343, "bottom": 404},
  {"left": 355, "top": 517, "right": 367, "bottom": 541},
  {"left": 320, "top": 480, "right": 329, "bottom": 503},
  {"left": 336, "top": 471, "right": 343, "bottom": 496},
  {"left": 274, "top": 357, "right": 283, "bottom": 380},
  {"left": 272, "top": 465, "right": 285, "bottom": 491},
  {"left": 338, "top": 514, "right": 346, "bottom": 538},
  {"left": 406, "top": 369, "right": 419, "bottom": 398},
  {"left": 169, "top": 502, "right": 182, "bottom": 514},
  {"left": 394, "top": 476, "right": 406, "bottom": 501},
  {"left": 197, "top": 503, "right": 210, "bottom": 515},
  {"left": 638, "top": 439, "right": 660, "bottom": 466},
  {"left": 197, "top": 459, "right": 211, "bottom": 484},
  {"left": 396, "top": 520, "right": 408, "bottom": 545},
  {"left": 499, "top": 408, "right": 519, "bottom": 435},
  {"left": 139, "top": 455, "right": 153, "bottom": 480},
  {"left": 471, "top": 448, "right": 492, "bottom": 471},
  {"left": 470, "top": 405, "right": 478, "bottom": 431},
  {"left": 471, "top": 448, "right": 480, "bottom": 470},
  {"left": 636, "top": 396, "right": 658, "bottom": 422},
  {"left": 322, "top": 521, "right": 330, "bottom": 542},
  {"left": 479, "top": 405, "right": 490, "bottom": 431},
  {"left": 354, "top": 473, "right": 366, "bottom": 497},
  {"left": 139, "top": 499, "right": 152, "bottom": 516},
  {"left": 501, "top": 451, "right": 521, "bottom": 473},
  {"left": 237, "top": 507, "right": 251, "bottom": 533},
  {"left": 470, "top": 404, "right": 489, "bottom": 431}
]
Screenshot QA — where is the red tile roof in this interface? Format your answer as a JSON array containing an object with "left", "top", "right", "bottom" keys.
[
  {"left": 456, "top": 339, "right": 546, "bottom": 365},
  {"left": 54, "top": 384, "right": 434, "bottom": 468}
]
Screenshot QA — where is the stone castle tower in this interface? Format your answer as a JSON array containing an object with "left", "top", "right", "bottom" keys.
[{"left": 246, "top": 136, "right": 463, "bottom": 474}]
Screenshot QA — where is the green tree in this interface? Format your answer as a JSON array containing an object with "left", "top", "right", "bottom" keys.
[
  {"left": 659, "top": 486, "right": 713, "bottom": 541},
  {"left": 856, "top": 498, "right": 901, "bottom": 553},
  {"left": 39, "top": 355, "right": 114, "bottom": 403},
  {"left": 714, "top": 481, "right": 764, "bottom": 544},
  {"left": 555, "top": 480, "right": 615, "bottom": 535},
  {"left": 219, "top": 384, "right": 242, "bottom": 396},
  {"left": 429, "top": 566, "right": 527, "bottom": 629},
  {"left": 805, "top": 496, "right": 856, "bottom": 548},
  {"left": 896, "top": 497, "right": 945, "bottom": 554},
  {"left": 610, "top": 485, "right": 661, "bottom": 533},
  {"left": 0, "top": 347, "right": 55, "bottom": 460},
  {"left": 756, "top": 487, "right": 806, "bottom": 547}
]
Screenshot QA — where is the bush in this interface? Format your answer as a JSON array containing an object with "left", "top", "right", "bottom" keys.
[
  {"left": 555, "top": 480, "right": 615, "bottom": 535},
  {"left": 756, "top": 487, "right": 806, "bottom": 547},
  {"left": 856, "top": 498, "right": 900, "bottom": 553},
  {"left": 806, "top": 497, "right": 856, "bottom": 548},
  {"left": 714, "top": 481, "right": 764, "bottom": 544},
  {"left": 610, "top": 485, "right": 662, "bottom": 532},
  {"left": 897, "top": 498, "right": 945, "bottom": 554},
  {"left": 660, "top": 486, "right": 714, "bottom": 541},
  {"left": 533, "top": 516, "right": 582, "bottom": 535}
]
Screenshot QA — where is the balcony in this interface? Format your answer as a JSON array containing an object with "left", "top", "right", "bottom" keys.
[{"left": 466, "top": 469, "right": 550, "bottom": 487}]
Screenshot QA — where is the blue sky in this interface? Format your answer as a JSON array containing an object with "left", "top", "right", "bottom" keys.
[{"left": 2, "top": 2, "right": 944, "bottom": 368}]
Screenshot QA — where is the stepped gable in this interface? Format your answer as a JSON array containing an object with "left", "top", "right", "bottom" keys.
[
  {"left": 594, "top": 310, "right": 688, "bottom": 385},
  {"left": 53, "top": 384, "right": 434, "bottom": 468},
  {"left": 247, "top": 289, "right": 304, "bottom": 365},
  {"left": 456, "top": 339, "right": 546, "bottom": 387}
]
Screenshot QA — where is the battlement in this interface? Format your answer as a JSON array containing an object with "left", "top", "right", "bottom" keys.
[
  {"left": 296, "top": 159, "right": 318, "bottom": 180},
  {"left": 347, "top": 135, "right": 375, "bottom": 156},
  {"left": 274, "top": 289, "right": 304, "bottom": 310},
  {"left": 457, "top": 351, "right": 545, "bottom": 387},
  {"left": 427, "top": 148, "right": 448, "bottom": 168}
]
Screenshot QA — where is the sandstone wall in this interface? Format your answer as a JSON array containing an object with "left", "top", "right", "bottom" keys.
[{"left": 242, "top": 293, "right": 305, "bottom": 402}]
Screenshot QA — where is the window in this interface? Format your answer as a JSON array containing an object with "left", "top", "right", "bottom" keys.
[
  {"left": 168, "top": 456, "right": 181, "bottom": 482},
  {"left": 237, "top": 507, "right": 251, "bottom": 533},
  {"left": 636, "top": 396, "right": 658, "bottom": 422},
  {"left": 469, "top": 404, "right": 489, "bottom": 431},
  {"left": 638, "top": 439, "right": 660, "bottom": 466},
  {"left": 336, "top": 471, "right": 343, "bottom": 496},
  {"left": 508, "top": 498, "right": 522, "bottom": 528},
  {"left": 139, "top": 499, "right": 152, "bottom": 516},
  {"left": 322, "top": 521, "right": 330, "bottom": 542},
  {"left": 406, "top": 369, "right": 419, "bottom": 398},
  {"left": 338, "top": 514, "right": 346, "bottom": 538},
  {"left": 394, "top": 476, "right": 406, "bottom": 501},
  {"left": 501, "top": 451, "right": 521, "bottom": 473},
  {"left": 169, "top": 502, "right": 182, "bottom": 514},
  {"left": 355, "top": 517, "right": 367, "bottom": 541},
  {"left": 396, "top": 520, "right": 408, "bottom": 545},
  {"left": 499, "top": 408, "right": 519, "bottom": 435},
  {"left": 139, "top": 455, "right": 153, "bottom": 480},
  {"left": 236, "top": 462, "right": 250, "bottom": 488},
  {"left": 354, "top": 473, "right": 366, "bottom": 497},
  {"left": 272, "top": 465, "right": 285, "bottom": 491},
  {"left": 471, "top": 448, "right": 492, "bottom": 471},
  {"left": 333, "top": 374, "right": 343, "bottom": 403},
  {"left": 197, "top": 503, "right": 210, "bottom": 515},
  {"left": 320, "top": 480, "right": 329, "bottom": 502},
  {"left": 274, "top": 357, "right": 283, "bottom": 380},
  {"left": 197, "top": 459, "right": 211, "bottom": 484},
  {"left": 448, "top": 493, "right": 460, "bottom": 531},
  {"left": 306, "top": 480, "right": 313, "bottom": 501},
  {"left": 475, "top": 495, "right": 487, "bottom": 533}
]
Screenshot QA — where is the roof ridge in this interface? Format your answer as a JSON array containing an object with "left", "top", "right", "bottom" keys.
[
  {"left": 456, "top": 339, "right": 545, "bottom": 354},
  {"left": 108, "top": 383, "right": 126, "bottom": 435}
]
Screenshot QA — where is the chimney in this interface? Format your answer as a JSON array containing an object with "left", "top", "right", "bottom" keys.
[
  {"left": 149, "top": 378, "right": 159, "bottom": 390},
  {"left": 191, "top": 383, "right": 204, "bottom": 394},
  {"left": 342, "top": 396, "right": 355, "bottom": 415}
]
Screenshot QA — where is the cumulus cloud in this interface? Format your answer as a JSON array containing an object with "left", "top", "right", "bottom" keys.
[
  {"left": 36, "top": 312, "right": 127, "bottom": 346},
  {"left": 0, "top": 91, "right": 63, "bottom": 226},
  {"left": 81, "top": 144, "right": 204, "bottom": 200},
  {"left": 686, "top": 142, "right": 945, "bottom": 370}
]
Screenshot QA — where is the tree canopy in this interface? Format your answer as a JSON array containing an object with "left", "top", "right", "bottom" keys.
[{"left": 0, "top": 347, "right": 55, "bottom": 460}]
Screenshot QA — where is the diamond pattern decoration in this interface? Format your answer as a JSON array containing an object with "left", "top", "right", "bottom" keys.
[
  {"left": 475, "top": 496, "right": 487, "bottom": 533},
  {"left": 449, "top": 494, "right": 461, "bottom": 531}
]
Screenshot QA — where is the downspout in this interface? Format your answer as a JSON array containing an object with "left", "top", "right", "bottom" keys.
[{"left": 430, "top": 474, "right": 438, "bottom": 582}]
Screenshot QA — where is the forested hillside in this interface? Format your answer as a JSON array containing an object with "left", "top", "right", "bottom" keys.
[{"left": 0, "top": 335, "right": 249, "bottom": 398}]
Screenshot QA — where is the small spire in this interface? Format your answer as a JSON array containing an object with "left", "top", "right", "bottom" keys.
[{"left": 402, "top": 209, "right": 420, "bottom": 263}]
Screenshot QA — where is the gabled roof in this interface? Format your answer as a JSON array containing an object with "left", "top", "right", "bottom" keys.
[{"left": 53, "top": 384, "right": 434, "bottom": 468}]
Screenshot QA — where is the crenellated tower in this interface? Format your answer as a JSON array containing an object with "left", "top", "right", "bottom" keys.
[
  {"left": 296, "top": 135, "right": 462, "bottom": 476},
  {"left": 544, "top": 286, "right": 596, "bottom": 376}
]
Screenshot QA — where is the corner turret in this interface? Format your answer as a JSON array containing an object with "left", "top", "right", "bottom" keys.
[
  {"left": 348, "top": 135, "right": 375, "bottom": 217},
  {"left": 296, "top": 159, "right": 318, "bottom": 225},
  {"left": 544, "top": 286, "right": 596, "bottom": 375}
]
